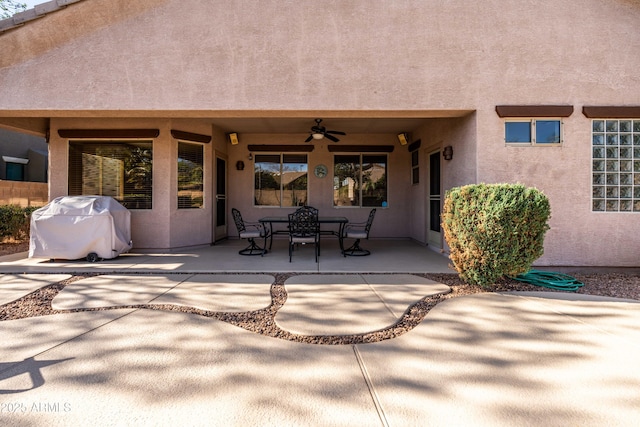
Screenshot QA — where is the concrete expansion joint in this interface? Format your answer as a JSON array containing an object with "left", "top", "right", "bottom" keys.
[{"left": 353, "top": 344, "right": 389, "bottom": 427}]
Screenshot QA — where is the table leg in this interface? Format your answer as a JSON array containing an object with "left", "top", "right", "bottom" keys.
[
  {"left": 267, "top": 222, "right": 274, "bottom": 250},
  {"left": 338, "top": 222, "right": 346, "bottom": 255}
]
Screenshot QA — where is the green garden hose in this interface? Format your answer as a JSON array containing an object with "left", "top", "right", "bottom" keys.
[{"left": 512, "top": 270, "right": 584, "bottom": 292}]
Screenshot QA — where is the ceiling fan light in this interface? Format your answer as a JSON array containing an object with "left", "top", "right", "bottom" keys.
[{"left": 312, "top": 133, "right": 324, "bottom": 140}]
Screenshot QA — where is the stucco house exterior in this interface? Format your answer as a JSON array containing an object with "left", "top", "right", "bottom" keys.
[{"left": 0, "top": 0, "right": 638, "bottom": 267}]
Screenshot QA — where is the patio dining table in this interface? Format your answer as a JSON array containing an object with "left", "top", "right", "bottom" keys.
[{"left": 259, "top": 216, "right": 348, "bottom": 252}]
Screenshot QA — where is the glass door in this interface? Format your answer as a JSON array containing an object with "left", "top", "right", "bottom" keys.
[
  {"left": 427, "top": 150, "right": 442, "bottom": 247},
  {"left": 214, "top": 155, "right": 227, "bottom": 242}
]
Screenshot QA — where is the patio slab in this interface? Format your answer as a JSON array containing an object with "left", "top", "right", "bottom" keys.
[
  {"left": 51, "top": 274, "right": 192, "bottom": 310},
  {"left": 0, "top": 239, "right": 455, "bottom": 274},
  {"left": 52, "top": 274, "right": 275, "bottom": 312},
  {"left": 0, "top": 310, "right": 136, "bottom": 373},
  {"left": 2, "top": 288, "right": 638, "bottom": 426},
  {"left": 276, "top": 274, "right": 450, "bottom": 335},
  {"left": 0, "top": 310, "right": 382, "bottom": 427},
  {"left": 356, "top": 292, "right": 640, "bottom": 427},
  {"left": 152, "top": 274, "right": 274, "bottom": 311},
  {"left": 0, "top": 274, "right": 71, "bottom": 305}
]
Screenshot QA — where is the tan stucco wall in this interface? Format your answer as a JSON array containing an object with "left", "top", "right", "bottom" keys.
[
  {"left": 227, "top": 134, "right": 408, "bottom": 239},
  {"left": 476, "top": 107, "right": 639, "bottom": 267},
  {"left": 1, "top": 0, "right": 639, "bottom": 265},
  {"left": 3, "top": 0, "right": 636, "bottom": 112},
  {"left": 409, "top": 116, "right": 478, "bottom": 247},
  {"left": 49, "top": 118, "right": 216, "bottom": 249}
]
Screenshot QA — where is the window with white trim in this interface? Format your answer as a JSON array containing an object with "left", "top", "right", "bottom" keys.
[
  {"left": 591, "top": 119, "right": 640, "bottom": 212},
  {"left": 505, "top": 119, "right": 562, "bottom": 145}
]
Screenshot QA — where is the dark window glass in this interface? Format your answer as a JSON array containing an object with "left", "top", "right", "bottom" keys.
[
  {"left": 333, "top": 155, "right": 361, "bottom": 207},
  {"left": 254, "top": 154, "right": 307, "bottom": 206},
  {"left": 411, "top": 150, "right": 419, "bottom": 185},
  {"left": 505, "top": 122, "right": 531, "bottom": 143},
  {"left": 334, "top": 154, "right": 387, "bottom": 207},
  {"left": 6, "top": 163, "right": 24, "bottom": 181},
  {"left": 178, "top": 142, "right": 204, "bottom": 209},
  {"left": 536, "top": 120, "right": 561, "bottom": 143},
  {"left": 69, "top": 141, "right": 153, "bottom": 209}
]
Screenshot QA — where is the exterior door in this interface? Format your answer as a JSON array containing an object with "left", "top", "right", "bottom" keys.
[
  {"left": 427, "top": 150, "right": 442, "bottom": 247},
  {"left": 214, "top": 155, "right": 227, "bottom": 242}
]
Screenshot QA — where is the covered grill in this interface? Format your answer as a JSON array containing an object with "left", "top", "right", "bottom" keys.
[{"left": 29, "top": 196, "right": 132, "bottom": 262}]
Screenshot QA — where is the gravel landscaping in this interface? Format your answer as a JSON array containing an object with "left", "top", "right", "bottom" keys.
[{"left": 2, "top": 240, "right": 639, "bottom": 344}]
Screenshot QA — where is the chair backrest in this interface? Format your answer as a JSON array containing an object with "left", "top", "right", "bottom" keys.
[
  {"left": 288, "top": 206, "right": 319, "bottom": 237},
  {"left": 294, "top": 205, "right": 318, "bottom": 217},
  {"left": 231, "top": 208, "right": 246, "bottom": 233},
  {"left": 364, "top": 208, "right": 377, "bottom": 234}
]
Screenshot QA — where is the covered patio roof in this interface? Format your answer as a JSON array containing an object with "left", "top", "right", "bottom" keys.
[{"left": 0, "top": 110, "right": 474, "bottom": 137}]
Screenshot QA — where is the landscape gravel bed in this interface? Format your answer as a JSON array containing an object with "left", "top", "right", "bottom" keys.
[{"left": 1, "top": 271, "right": 638, "bottom": 345}]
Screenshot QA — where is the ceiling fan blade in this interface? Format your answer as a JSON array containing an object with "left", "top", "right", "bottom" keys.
[
  {"left": 304, "top": 135, "right": 313, "bottom": 142},
  {"left": 325, "top": 133, "right": 340, "bottom": 142},
  {"left": 326, "top": 130, "right": 346, "bottom": 135}
]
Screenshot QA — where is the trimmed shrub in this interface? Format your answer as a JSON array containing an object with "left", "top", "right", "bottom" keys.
[
  {"left": 441, "top": 183, "right": 551, "bottom": 287},
  {"left": 0, "top": 205, "right": 38, "bottom": 241}
]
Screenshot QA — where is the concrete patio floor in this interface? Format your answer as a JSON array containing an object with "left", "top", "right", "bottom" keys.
[
  {"left": 0, "top": 238, "right": 454, "bottom": 274},
  {"left": 1, "top": 242, "right": 639, "bottom": 426}
]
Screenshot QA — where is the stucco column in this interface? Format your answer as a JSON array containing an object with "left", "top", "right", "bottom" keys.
[
  {"left": 141, "top": 121, "right": 173, "bottom": 248},
  {"left": 47, "top": 120, "right": 69, "bottom": 201}
]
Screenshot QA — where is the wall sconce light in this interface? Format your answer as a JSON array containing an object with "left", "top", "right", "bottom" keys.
[
  {"left": 248, "top": 153, "right": 253, "bottom": 161},
  {"left": 443, "top": 146, "right": 453, "bottom": 161},
  {"left": 397, "top": 132, "right": 410, "bottom": 146},
  {"left": 236, "top": 160, "right": 245, "bottom": 170},
  {"left": 227, "top": 132, "right": 239, "bottom": 145}
]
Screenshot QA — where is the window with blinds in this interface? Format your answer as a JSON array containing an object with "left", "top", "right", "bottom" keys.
[
  {"left": 68, "top": 141, "right": 153, "bottom": 209},
  {"left": 178, "top": 142, "right": 204, "bottom": 209}
]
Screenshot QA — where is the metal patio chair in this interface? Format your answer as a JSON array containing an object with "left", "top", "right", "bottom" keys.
[
  {"left": 342, "top": 208, "right": 376, "bottom": 256},
  {"left": 231, "top": 208, "right": 269, "bottom": 256},
  {"left": 288, "top": 206, "right": 320, "bottom": 262}
]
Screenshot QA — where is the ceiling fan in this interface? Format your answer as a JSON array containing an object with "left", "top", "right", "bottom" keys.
[{"left": 304, "top": 119, "right": 346, "bottom": 143}]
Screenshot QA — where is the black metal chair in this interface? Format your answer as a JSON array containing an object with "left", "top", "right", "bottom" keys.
[
  {"left": 231, "top": 208, "right": 269, "bottom": 256},
  {"left": 288, "top": 206, "right": 320, "bottom": 262},
  {"left": 342, "top": 208, "right": 376, "bottom": 256}
]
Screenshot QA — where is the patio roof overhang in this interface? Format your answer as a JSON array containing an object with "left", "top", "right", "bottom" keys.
[{"left": 0, "top": 109, "right": 474, "bottom": 137}]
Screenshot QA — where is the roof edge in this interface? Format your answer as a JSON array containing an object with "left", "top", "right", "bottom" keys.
[{"left": 0, "top": 0, "right": 85, "bottom": 34}]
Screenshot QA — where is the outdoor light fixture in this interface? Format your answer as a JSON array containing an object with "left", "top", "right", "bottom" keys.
[
  {"left": 312, "top": 132, "right": 324, "bottom": 140},
  {"left": 248, "top": 153, "right": 253, "bottom": 160},
  {"left": 443, "top": 145, "right": 453, "bottom": 160},
  {"left": 227, "top": 132, "right": 239, "bottom": 145},
  {"left": 397, "top": 132, "right": 410, "bottom": 145}
]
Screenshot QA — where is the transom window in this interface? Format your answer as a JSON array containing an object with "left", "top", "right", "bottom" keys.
[
  {"left": 333, "top": 154, "right": 388, "bottom": 207},
  {"left": 254, "top": 154, "right": 308, "bottom": 207},
  {"left": 178, "top": 142, "right": 204, "bottom": 209},
  {"left": 68, "top": 141, "right": 153, "bottom": 209},
  {"left": 591, "top": 119, "right": 640, "bottom": 212},
  {"left": 505, "top": 119, "right": 562, "bottom": 145}
]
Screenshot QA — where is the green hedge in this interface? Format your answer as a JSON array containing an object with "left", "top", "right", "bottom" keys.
[
  {"left": 0, "top": 205, "right": 39, "bottom": 241},
  {"left": 441, "top": 183, "right": 551, "bottom": 287}
]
